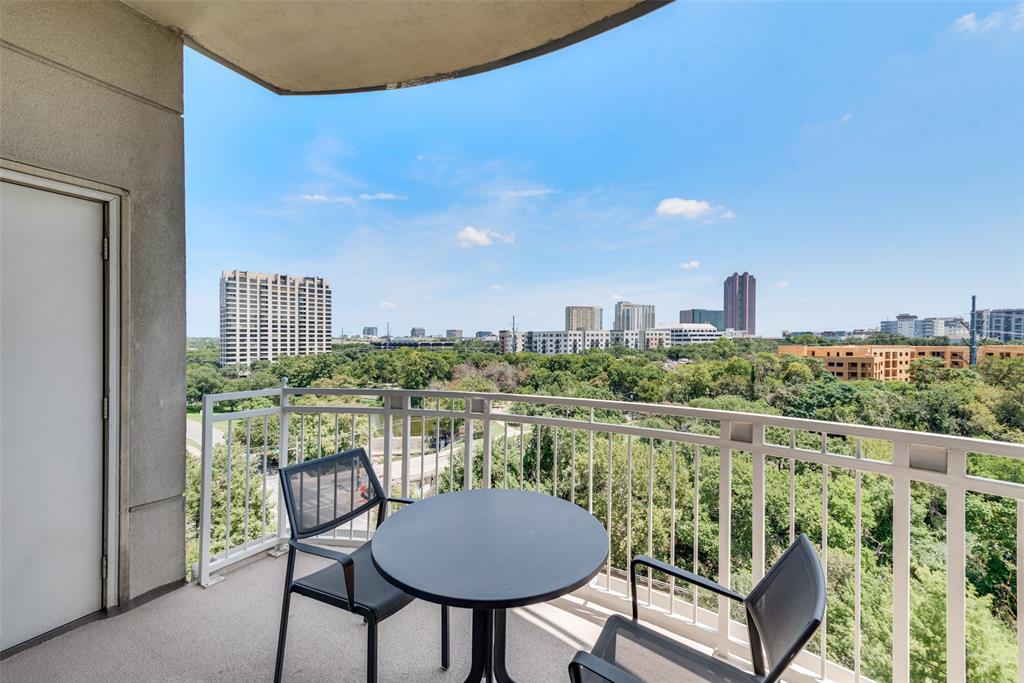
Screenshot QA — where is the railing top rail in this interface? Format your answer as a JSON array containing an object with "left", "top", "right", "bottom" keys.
[{"left": 203, "top": 386, "right": 1024, "bottom": 458}]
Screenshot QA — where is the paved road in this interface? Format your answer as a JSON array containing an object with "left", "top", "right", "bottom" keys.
[{"left": 185, "top": 416, "right": 225, "bottom": 457}]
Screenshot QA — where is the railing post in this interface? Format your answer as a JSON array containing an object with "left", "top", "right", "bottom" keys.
[
  {"left": 273, "top": 380, "right": 289, "bottom": 553},
  {"left": 199, "top": 393, "right": 223, "bottom": 587},
  {"left": 751, "top": 422, "right": 765, "bottom": 584},
  {"left": 481, "top": 398, "right": 492, "bottom": 488},
  {"left": 383, "top": 395, "right": 396, "bottom": 507},
  {"left": 892, "top": 439, "right": 911, "bottom": 683},
  {"left": 946, "top": 448, "right": 967, "bottom": 683},
  {"left": 717, "top": 421, "right": 735, "bottom": 658},
  {"left": 464, "top": 399, "right": 476, "bottom": 490},
  {"left": 400, "top": 393, "right": 411, "bottom": 498}
]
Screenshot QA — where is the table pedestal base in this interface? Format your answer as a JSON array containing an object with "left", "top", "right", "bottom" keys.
[{"left": 464, "top": 609, "right": 516, "bottom": 683}]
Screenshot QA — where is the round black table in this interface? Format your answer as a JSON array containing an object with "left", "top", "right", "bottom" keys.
[{"left": 370, "top": 489, "right": 608, "bottom": 683}]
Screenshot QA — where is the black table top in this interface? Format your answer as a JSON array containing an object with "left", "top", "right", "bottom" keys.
[{"left": 370, "top": 489, "right": 608, "bottom": 609}]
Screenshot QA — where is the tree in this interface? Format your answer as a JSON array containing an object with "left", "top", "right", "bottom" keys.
[{"left": 186, "top": 365, "right": 226, "bottom": 405}]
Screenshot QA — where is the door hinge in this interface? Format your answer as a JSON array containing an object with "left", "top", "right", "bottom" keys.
[
  {"left": 102, "top": 237, "right": 109, "bottom": 261},
  {"left": 102, "top": 556, "right": 108, "bottom": 580},
  {"left": 103, "top": 396, "right": 109, "bottom": 421}
]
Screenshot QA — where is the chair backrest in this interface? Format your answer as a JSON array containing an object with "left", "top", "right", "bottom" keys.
[
  {"left": 278, "top": 447, "right": 385, "bottom": 539},
  {"left": 743, "top": 533, "right": 826, "bottom": 682}
]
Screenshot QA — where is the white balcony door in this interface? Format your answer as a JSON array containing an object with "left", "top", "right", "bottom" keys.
[{"left": 1, "top": 180, "right": 105, "bottom": 651}]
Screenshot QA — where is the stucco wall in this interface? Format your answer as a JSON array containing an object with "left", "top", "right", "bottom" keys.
[{"left": 1, "top": 0, "right": 185, "bottom": 599}]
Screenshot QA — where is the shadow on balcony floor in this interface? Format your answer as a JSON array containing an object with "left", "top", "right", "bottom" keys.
[{"left": 1, "top": 551, "right": 606, "bottom": 682}]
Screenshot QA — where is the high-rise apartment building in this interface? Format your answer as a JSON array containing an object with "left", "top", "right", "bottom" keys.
[
  {"left": 565, "top": 306, "right": 603, "bottom": 331},
  {"left": 723, "top": 272, "right": 756, "bottom": 335},
  {"left": 219, "top": 270, "right": 331, "bottom": 365},
  {"left": 362, "top": 326, "right": 378, "bottom": 337},
  {"left": 980, "top": 309, "right": 1024, "bottom": 342},
  {"left": 613, "top": 301, "right": 655, "bottom": 330},
  {"left": 679, "top": 308, "right": 725, "bottom": 330}
]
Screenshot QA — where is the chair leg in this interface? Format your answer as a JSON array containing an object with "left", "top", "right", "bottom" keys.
[
  {"left": 441, "top": 605, "right": 450, "bottom": 670},
  {"left": 274, "top": 551, "right": 297, "bottom": 683},
  {"left": 366, "top": 618, "right": 378, "bottom": 683}
]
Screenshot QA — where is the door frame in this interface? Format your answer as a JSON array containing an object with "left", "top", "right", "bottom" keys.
[{"left": 0, "top": 167, "right": 121, "bottom": 613}]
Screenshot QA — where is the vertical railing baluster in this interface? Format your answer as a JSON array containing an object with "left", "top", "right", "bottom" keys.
[
  {"left": 536, "top": 425, "right": 542, "bottom": 491},
  {"left": 718, "top": 425, "right": 733, "bottom": 657},
  {"left": 225, "top": 419, "right": 233, "bottom": 558},
  {"left": 199, "top": 395, "right": 215, "bottom": 586},
  {"left": 464, "top": 401, "right": 475, "bottom": 491},
  {"left": 947, "top": 449, "right": 967, "bottom": 683},
  {"left": 401, "top": 394, "right": 411, "bottom": 498},
  {"left": 1017, "top": 499, "right": 1024, "bottom": 683},
  {"left": 821, "top": 462, "right": 829, "bottom": 677},
  {"left": 482, "top": 399, "right": 492, "bottom": 489},
  {"left": 262, "top": 414, "right": 268, "bottom": 542},
  {"left": 789, "top": 458, "right": 796, "bottom": 544},
  {"left": 317, "top": 412, "right": 322, "bottom": 458},
  {"left": 434, "top": 413, "right": 440, "bottom": 497},
  {"left": 647, "top": 438, "right": 655, "bottom": 606},
  {"left": 503, "top": 422, "right": 509, "bottom": 489},
  {"left": 669, "top": 441, "right": 677, "bottom": 616},
  {"left": 519, "top": 424, "right": 525, "bottom": 490},
  {"left": 752, "top": 425, "right": 765, "bottom": 583},
  {"left": 606, "top": 433, "right": 613, "bottom": 588},
  {"left": 626, "top": 435, "right": 633, "bottom": 600},
  {"left": 277, "top": 384, "right": 289, "bottom": 545},
  {"left": 419, "top": 415, "right": 426, "bottom": 498},
  {"left": 693, "top": 444, "right": 701, "bottom": 624},
  {"left": 571, "top": 429, "right": 577, "bottom": 506},
  {"left": 244, "top": 418, "right": 251, "bottom": 549},
  {"left": 449, "top": 412, "right": 455, "bottom": 492},
  {"left": 588, "top": 408, "right": 595, "bottom": 513},
  {"left": 892, "top": 439, "right": 911, "bottom": 683},
  {"left": 553, "top": 428, "right": 559, "bottom": 498},
  {"left": 854, "top": 438, "right": 863, "bottom": 683}
]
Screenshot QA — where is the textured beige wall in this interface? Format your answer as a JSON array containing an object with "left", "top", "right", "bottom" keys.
[{"left": 1, "top": 0, "right": 185, "bottom": 599}]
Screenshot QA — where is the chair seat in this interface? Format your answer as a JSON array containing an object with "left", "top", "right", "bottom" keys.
[
  {"left": 292, "top": 543, "right": 413, "bottom": 621},
  {"left": 585, "top": 615, "right": 760, "bottom": 683}
]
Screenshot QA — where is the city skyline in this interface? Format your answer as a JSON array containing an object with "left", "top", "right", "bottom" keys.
[{"left": 184, "top": 2, "right": 1023, "bottom": 337}]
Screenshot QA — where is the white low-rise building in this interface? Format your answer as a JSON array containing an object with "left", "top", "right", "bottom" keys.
[{"left": 498, "top": 324, "right": 717, "bottom": 355}]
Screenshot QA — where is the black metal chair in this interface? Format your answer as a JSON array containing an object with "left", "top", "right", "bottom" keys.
[
  {"left": 273, "top": 447, "right": 450, "bottom": 683},
  {"left": 569, "top": 534, "right": 825, "bottom": 683}
]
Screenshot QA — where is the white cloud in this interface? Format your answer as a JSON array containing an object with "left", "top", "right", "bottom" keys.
[
  {"left": 841, "top": 112, "right": 853, "bottom": 125},
  {"left": 656, "top": 198, "right": 713, "bottom": 219},
  {"left": 300, "top": 193, "right": 355, "bottom": 205},
  {"left": 679, "top": 260, "right": 701, "bottom": 270},
  {"left": 773, "top": 281, "right": 791, "bottom": 289},
  {"left": 360, "top": 192, "right": 407, "bottom": 201},
  {"left": 379, "top": 301, "right": 396, "bottom": 309},
  {"left": 952, "top": 8, "right": 1007, "bottom": 32},
  {"left": 457, "top": 226, "right": 515, "bottom": 248},
  {"left": 721, "top": 210, "right": 737, "bottom": 220},
  {"left": 1014, "top": 4, "right": 1024, "bottom": 30},
  {"left": 610, "top": 293, "right": 624, "bottom": 301},
  {"left": 495, "top": 188, "right": 556, "bottom": 199}
]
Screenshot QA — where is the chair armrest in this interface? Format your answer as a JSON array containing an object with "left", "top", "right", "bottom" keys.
[
  {"left": 568, "top": 652, "right": 644, "bottom": 683},
  {"left": 290, "top": 540, "right": 355, "bottom": 609},
  {"left": 630, "top": 555, "right": 744, "bottom": 620},
  {"left": 375, "top": 496, "right": 419, "bottom": 529}
]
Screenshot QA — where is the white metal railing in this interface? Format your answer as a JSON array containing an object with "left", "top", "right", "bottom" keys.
[{"left": 197, "top": 386, "right": 1024, "bottom": 683}]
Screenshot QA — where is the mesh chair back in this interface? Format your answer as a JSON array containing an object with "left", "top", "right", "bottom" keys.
[
  {"left": 744, "top": 534, "right": 825, "bottom": 681},
  {"left": 279, "top": 447, "right": 385, "bottom": 539}
]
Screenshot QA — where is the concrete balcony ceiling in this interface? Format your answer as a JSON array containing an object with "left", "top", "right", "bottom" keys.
[{"left": 121, "top": 0, "right": 668, "bottom": 95}]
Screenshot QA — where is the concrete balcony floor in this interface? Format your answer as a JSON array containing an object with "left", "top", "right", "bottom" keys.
[{"left": 2, "top": 549, "right": 677, "bottom": 682}]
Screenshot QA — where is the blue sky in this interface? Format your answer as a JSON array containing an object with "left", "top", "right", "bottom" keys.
[{"left": 185, "top": 1, "right": 1024, "bottom": 337}]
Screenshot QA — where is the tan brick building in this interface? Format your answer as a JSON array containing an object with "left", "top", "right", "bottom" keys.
[{"left": 778, "top": 344, "right": 1024, "bottom": 381}]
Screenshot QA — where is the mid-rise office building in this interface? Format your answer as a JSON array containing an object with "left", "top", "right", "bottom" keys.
[
  {"left": 410, "top": 327, "right": 426, "bottom": 337},
  {"left": 881, "top": 314, "right": 969, "bottom": 339},
  {"left": 445, "top": 329, "right": 463, "bottom": 339},
  {"left": 779, "top": 344, "right": 1024, "bottom": 381},
  {"left": 655, "top": 323, "right": 723, "bottom": 346},
  {"left": 476, "top": 330, "right": 495, "bottom": 339},
  {"left": 679, "top": 308, "right": 725, "bottom": 330},
  {"left": 362, "top": 326, "right": 378, "bottom": 337},
  {"left": 219, "top": 270, "right": 332, "bottom": 365},
  {"left": 613, "top": 301, "right": 655, "bottom": 331},
  {"left": 565, "top": 306, "right": 603, "bottom": 331},
  {"left": 723, "top": 272, "right": 756, "bottom": 335}
]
